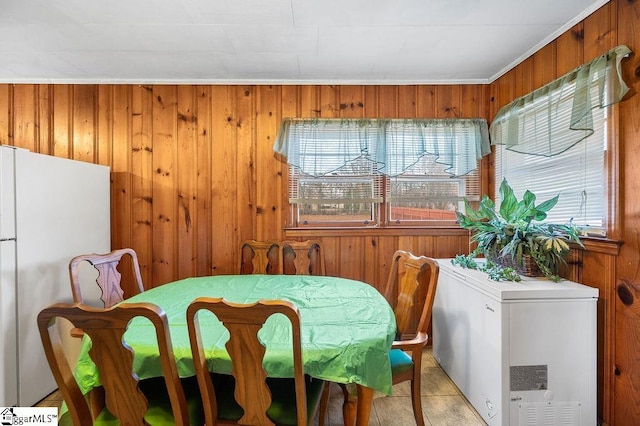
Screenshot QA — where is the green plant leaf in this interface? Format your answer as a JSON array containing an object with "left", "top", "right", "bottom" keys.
[
  {"left": 499, "top": 179, "right": 518, "bottom": 219},
  {"left": 535, "top": 195, "right": 559, "bottom": 214}
]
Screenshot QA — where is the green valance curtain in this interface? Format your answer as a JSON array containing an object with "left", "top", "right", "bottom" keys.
[
  {"left": 490, "top": 45, "right": 631, "bottom": 156},
  {"left": 273, "top": 118, "right": 490, "bottom": 177}
]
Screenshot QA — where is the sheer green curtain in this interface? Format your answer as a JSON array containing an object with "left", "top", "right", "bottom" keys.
[
  {"left": 273, "top": 118, "right": 490, "bottom": 177},
  {"left": 490, "top": 45, "right": 631, "bottom": 156}
]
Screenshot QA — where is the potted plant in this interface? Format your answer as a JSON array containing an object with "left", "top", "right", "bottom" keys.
[{"left": 454, "top": 179, "right": 584, "bottom": 281}]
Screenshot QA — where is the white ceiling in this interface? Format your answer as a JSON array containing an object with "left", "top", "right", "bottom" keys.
[{"left": 0, "top": 0, "right": 609, "bottom": 84}]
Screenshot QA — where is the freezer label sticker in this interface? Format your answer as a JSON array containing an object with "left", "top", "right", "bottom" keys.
[
  {"left": 510, "top": 365, "right": 548, "bottom": 391},
  {"left": 0, "top": 407, "right": 58, "bottom": 425}
]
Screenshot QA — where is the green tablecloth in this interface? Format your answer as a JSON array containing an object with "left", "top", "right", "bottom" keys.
[{"left": 73, "top": 274, "right": 396, "bottom": 395}]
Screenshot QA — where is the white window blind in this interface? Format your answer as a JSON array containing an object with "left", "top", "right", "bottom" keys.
[
  {"left": 290, "top": 156, "right": 382, "bottom": 225},
  {"left": 495, "top": 92, "right": 607, "bottom": 232},
  {"left": 491, "top": 47, "right": 632, "bottom": 236},
  {"left": 387, "top": 155, "right": 480, "bottom": 223}
]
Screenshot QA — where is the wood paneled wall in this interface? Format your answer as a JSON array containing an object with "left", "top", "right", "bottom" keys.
[
  {"left": 0, "top": 84, "right": 487, "bottom": 295},
  {"left": 490, "top": 1, "right": 640, "bottom": 424}
]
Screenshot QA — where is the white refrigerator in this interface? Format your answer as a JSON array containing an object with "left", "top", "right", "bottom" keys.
[
  {"left": 0, "top": 145, "right": 110, "bottom": 407},
  {"left": 432, "top": 259, "right": 598, "bottom": 426}
]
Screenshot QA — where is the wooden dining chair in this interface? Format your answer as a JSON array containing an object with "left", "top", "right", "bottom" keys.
[
  {"left": 69, "top": 247, "right": 145, "bottom": 308},
  {"left": 281, "top": 239, "right": 326, "bottom": 275},
  {"left": 240, "top": 240, "right": 281, "bottom": 274},
  {"left": 37, "top": 302, "right": 203, "bottom": 425},
  {"left": 186, "top": 297, "right": 326, "bottom": 426},
  {"left": 318, "top": 250, "right": 439, "bottom": 426},
  {"left": 385, "top": 250, "right": 439, "bottom": 426}
]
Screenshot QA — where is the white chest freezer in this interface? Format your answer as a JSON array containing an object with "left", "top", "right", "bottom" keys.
[{"left": 432, "top": 259, "right": 598, "bottom": 426}]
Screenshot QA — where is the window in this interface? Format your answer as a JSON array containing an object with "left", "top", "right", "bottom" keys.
[
  {"left": 494, "top": 106, "right": 608, "bottom": 234},
  {"left": 291, "top": 156, "right": 382, "bottom": 226},
  {"left": 386, "top": 156, "right": 479, "bottom": 224},
  {"left": 275, "top": 118, "right": 489, "bottom": 228},
  {"left": 490, "top": 45, "right": 630, "bottom": 237}
]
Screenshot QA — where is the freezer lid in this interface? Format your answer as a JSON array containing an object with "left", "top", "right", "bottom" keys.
[
  {"left": 436, "top": 259, "right": 599, "bottom": 301},
  {"left": 0, "top": 146, "right": 16, "bottom": 240}
]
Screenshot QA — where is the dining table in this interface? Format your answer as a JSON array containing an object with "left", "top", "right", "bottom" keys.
[{"left": 72, "top": 274, "right": 397, "bottom": 425}]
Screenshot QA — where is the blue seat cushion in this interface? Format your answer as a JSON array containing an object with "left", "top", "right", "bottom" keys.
[
  {"left": 212, "top": 373, "right": 325, "bottom": 426},
  {"left": 389, "top": 349, "right": 414, "bottom": 376}
]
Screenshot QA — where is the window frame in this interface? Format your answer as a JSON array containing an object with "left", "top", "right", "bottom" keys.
[
  {"left": 493, "top": 100, "right": 615, "bottom": 239},
  {"left": 286, "top": 162, "right": 483, "bottom": 230}
]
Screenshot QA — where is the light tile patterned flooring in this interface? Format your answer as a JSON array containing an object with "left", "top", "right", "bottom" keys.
[{"left": 36, "top": 348, "right": 486, "bottom": 425}]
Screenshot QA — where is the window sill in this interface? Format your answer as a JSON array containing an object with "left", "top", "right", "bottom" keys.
[
  {"left": 579, "top": 236, "right": 622, "bottom": 256},
  {"left": 284, "top": 226, "right": 470, "bottom": 238},
  {"left": 283, "top": 228, "right": 622, "bottom": 256}
]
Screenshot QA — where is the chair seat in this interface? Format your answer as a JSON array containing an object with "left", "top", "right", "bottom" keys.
[
  {"left": 389, "top": 349, "right": 414, "bottom": 376},
  {"left": 212, "top": 373, "right": 325, "bottom": 425},
  {"left": 61, "top": 377, "right": 204, "bottom": 426}
]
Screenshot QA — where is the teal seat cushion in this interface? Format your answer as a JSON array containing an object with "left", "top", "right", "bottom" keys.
[
  {"left": 61, "top": 376, "right": 204, "bottom": 426},
  {"left": 212, "top": 373, "right": 325, "bottom": 426},
  {"left": 389, "top": 349, "right": 414, "bottom": 375}
]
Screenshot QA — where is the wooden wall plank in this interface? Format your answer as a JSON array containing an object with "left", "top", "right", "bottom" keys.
[
  {"left": 319, "top": 85, "right": 339, "bottom": 118},
  {"left": 460, "top": 85, "right": 483, "bottom": 117},
  {"left": 299, "top": 85, "right": 320, "bottom": 118},
  {"left": 376, "top": 235, "right": 398, "bottom": 293},
  {"left": 532, "top": 42, "right": 557, "bottom": 90},
  {"left": 556, "top": 23, "right": 585, "bottom": 76},
  {"left": 363, "top": 86, "right": 378, "bottom": 116},
  {"left": 13, "top": 85, "right": 37, "bottom": 152},
  {"left": 337, "top": 237, "right": 365, "bottom": 280},
  {"left": 111, "top": 85, "right": 132, "bottom": 255},
  {"left": 615, "top": 0, "right": 640, "bottom": 423},
  {"left": 176, "top": 86, "right": 197, "bottom": 279},
  {"left": 96, "top": 86, "right": 113, "bottom": 167},
  {"left": 151, "top": 85, "right": 178, "bottom": 285},
  {"left": 37, "top": 85, "right": 52, "bottom": 155},
  {"left": 338, "top": 85, "right": 365, "bottom": 118},
  {"left": 320, "top": 236, "right": 339, "bottom": 278},
  {"left": 435, "top": 85, "right": 462, "bottom": 118},
  {"left": 210, "top": 86, "right": 238, "bottom": 275},
  {"left": 72, "top": 85, "right": 97, "bottom": 163},
  {"left": 362, "top": 236, "right": 380, "bottom": 289},
  {"left": 398, "top": 86, "right": 417, "bottom": 117},
  {"left": 255, "top": 85, "right": 282, "bottom": 241},
  {"left": 235, "top": 86, "right": 257, "bottom": 259},
  {"left": 378, "top": 86, "right": 397, "bottom": 117},
  {"left": 0, "top": 85, "right": 10, "bottom": 145},
  {"left": 584, "top": 0, "right": 616, "bottom": 60},
  {"left": 52, "top": 85, "right": 72, "bottom": 158},
  {"left": 416, "top": 86, "right": 436, "bottom": 117},
  {"left": 193, "top": 86, "right": 213, "bottom": 277},
  {"left": 131, "top": 85, "right": 154, "bottom": 286}
]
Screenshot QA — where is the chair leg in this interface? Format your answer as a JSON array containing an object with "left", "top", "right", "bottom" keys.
[
  {"left": 318, "top": 383, "right": 330, "bottom": 425},
  {"left": 340, "top": 384, "right": 357, "bottom": 426},
  {"left": 410, "top": 376, "right": 424, "bottom": 426},
  {"left": 318, "top": 382, "right": 357, "bottom": 426}
]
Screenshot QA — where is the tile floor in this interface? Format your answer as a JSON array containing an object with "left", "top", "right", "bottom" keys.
[{"left": 36, "top": 348, "right": 486, "bottom": 425}]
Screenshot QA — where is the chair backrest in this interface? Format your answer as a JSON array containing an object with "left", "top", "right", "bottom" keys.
[
  {"left": 383, "top": 250, "right": 439, "bottom": 336},
  {"left": 281, "top": 240, "right": 326, "bottom": 275},
  {"left": 69, "top": 248, "right": 145, "bottom": 308},
  {"left": 240, "top": 240, "right": 281, "bottom": 274},
  {"left": 37, "top": 302, "right": 190, "bottom": 426},
  {"left": 186, "top": 298, "right": 308, "bottom": 426}
]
